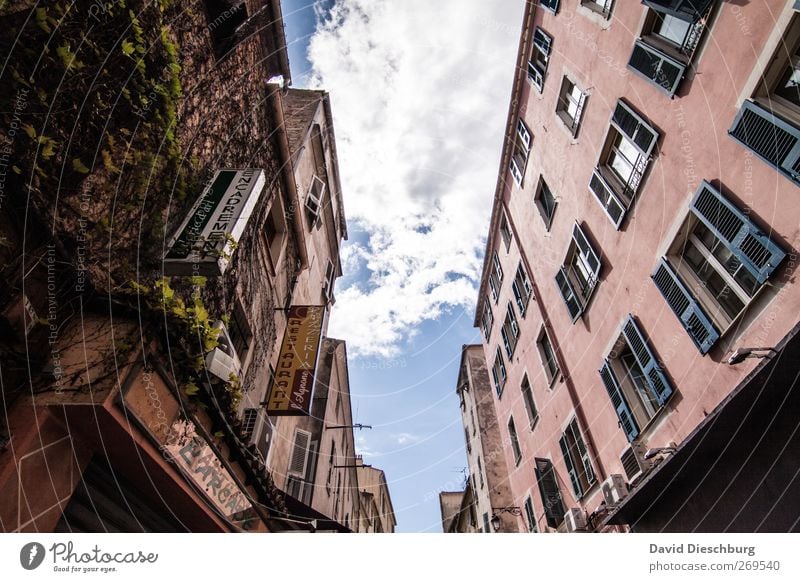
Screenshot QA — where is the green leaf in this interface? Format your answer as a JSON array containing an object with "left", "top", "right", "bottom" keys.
[
  {"left": 121, "top": 39, "right": 135, "bottom": 56},
  {"left": 23, "top": 124, "right": 36, "bottom": 139},
  {"left": 35, "top": 8, "right": 51, "bottom": 33},
  {"left": 72, "top": 158, "right": 90, "bottom": 174},
  {"left": 11, "top": 166, "right": 22, "bottom": 175},
  {"left": 184, "top": 381, "right": 199, "bottom": 396}
]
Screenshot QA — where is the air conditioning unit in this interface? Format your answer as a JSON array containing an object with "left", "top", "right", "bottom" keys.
[
  {"left": 204, "top": 321, "right": 242, "bottom": 382},
  {"left": 601, "top": 474, "right": 629, "bottom": 507},
  {"left": 620, "top": 442, "right": 653, "bottom": 483},
  {"left": 563, "top": 508, "right": 587, "bottom": 532}
]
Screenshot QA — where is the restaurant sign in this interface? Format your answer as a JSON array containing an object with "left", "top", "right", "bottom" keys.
[
  {"left": 164, "top": 169, "right": 266, "bottom": 276},
  {"left": 265, "top": 305, "right": 325, "bottom": 416}
]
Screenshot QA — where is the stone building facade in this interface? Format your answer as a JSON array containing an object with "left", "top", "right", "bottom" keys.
[{"left": 0, "top": 0, "right": 395, "bottom": 533}]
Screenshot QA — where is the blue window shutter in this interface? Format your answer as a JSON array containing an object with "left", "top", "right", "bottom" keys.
[
  {"left": 559, "top": 435, "right": 582, "bottom": 498},
  {"left": 589, "top": 168, "right": 626, "bottom": 228},
  {"left": 729, "top": 100, "right": 800, "bottom": 186},
  {"left": 555, "top": 267, "right": 583, "bottom": 321},
  {"left": 534, "top": 458, "right": 564, "bottom": 528},
  {"left": 599, "top": 361, "right": 639, "bottom": 442},
  {"left": 690, "top": 181, "right": 786, "bottom": 284},
  {"left": 622, "top": 315, "right": 674, "bottom": 406},
  {"left": 651, "top": 258, "right": 720, "bottom": 353},
  {"left": 628, "top": 40, "right": 685, "bottom": 97},
  {"left": 611, "top": 99, "right": 659, "bottom": 157}
]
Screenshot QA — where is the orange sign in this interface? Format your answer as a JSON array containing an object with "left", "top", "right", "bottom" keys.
[{"left": 266, "top": 305, "right": 325, "bottom": 415}]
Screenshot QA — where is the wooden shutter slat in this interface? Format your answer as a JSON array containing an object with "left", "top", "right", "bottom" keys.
[
  {"left": 729, "top": 100, "right": 800, "bottom": 186},
  {"left": 589, "top": 168, "right": 626, "bottom": 228},
  {"left": 599, "top": 361, "right": 639, "bottom": 442},
  {"left": 611, "top": 99, "right": 659, "bottom": 157},
  {"left": 572, "top": 223, "right": 601, "bottom": 278},
  {"left": 690, "top": 181, "right": 786, "bottom": 284},
  {"left": 535, "top": 458, "right": 564, "bottom": 528},
  {"left": 651, "top": 258, "right": 719, "bottom": 353},
  {"left": 289, "top": 429, "right": 311, "bottom": 476},
  {"left": 556, "top": 267, "right": 583, "bottom": 321},
  {"left": 622, "top": 315, "right": 674, "bottom": 406},
  {"left": 559, "top": 436, "right": 582, "bottom": 498},
  {"left": 628, "top": 40, "right": 685, "bottom": 96}
]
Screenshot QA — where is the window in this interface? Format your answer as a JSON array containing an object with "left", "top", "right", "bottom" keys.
[
  {"left": 599, "top": 315, "right": 674, "bottom": 442},
  {"left": 590, "top": 100, "right": 659, "bottom": 228},
  {"left": 524, "top": 496, "right": 538, "bottom": 532},
  {"left": 489, "top": 251, "right": 504, "bottom": 304},
  {"left": 286, "top": 429, "right": 316, "bottom": 503},
  {"left": 323, "top": 259, "right": 336, "bottom": 303},
  {"left": 500, "top": 213, "right": 512, "bottom": 250},
  {"left": 227, "top": 299, "right": 252, "bottom": 365},
  {"left": 536, "top": 327, "right": 559, "bottom": 385},
  {"left": 555, "top": 223, "right": 602, "bottom": 321},
  {"left": 652, "top": 181, "right": 785, "bottom": 353},
  {"left": 204, "top": 0, "right": 248, "bottom": 60},
  {"left": 534, "top": 175, "right": 557, "bottom": 230},
  {"left": 521, "top": 374, "right": 539, "bottom": 429},
  {"left": 508, "top": 416, "right": 522, "bottom": 465},
  {"left": 240, "top": 408, "right": 258, "bottom": 440},
  {"left": 491, "top": 347, "right": 507, "bottom": 397},
  {"left": 510, "top": 119, "right": 532, "bottom": 186},
  {"left": 263, "top": 197, "right": 287, "bottom": 274},
  {"left": 581, "top": 0, "right": 613, "bottom": 19},
  {"left": 512, "top": 263, "right": 533, "bottom": 315},
  {"left": 464, "top": 427, "right": 472, "bottom": 454},
  {"left": 500, "top": 302, "right": 520, "bottom": 359},
  {"left": 326, "top": 440, "right": 336, "bottom": 493},
  {"left": 481, "top": 298, "right": 494, "bottom": 341},
  {"left": 470, "top": 407, "right": 476, "bottom": 436},
  {"left": 629, "top": 1, "right": 715, "bottom": 96},
  {"left": 305, "top": 175, "right": 326, "bottom": 226},
  {"left": 482, "top": 512, "right": 490, "bottom": 533},
  {"left": 559, "top": 418, "right": 596, "bottom": 499},
  {"left": 534, "top": 458, "right": 564, "bottom": 529},
  {"left": 540, "top": 0, "right": 559, "bottom": 14},
  {"left": 528, "top": 28, "right": 553, "bottom": 92},
  {"left": 556, "top": 76, "right": 587, "bottom": 137},
  {"left": 477, "top": 456, "right": 484, "bottom": 489},
  {"left": 729, "top": 13, "right": 800, "bottom": 186}
]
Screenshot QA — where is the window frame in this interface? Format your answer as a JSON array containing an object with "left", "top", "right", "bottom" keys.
[
  {"left": 599, "top": 315, "right": 674, "bottom": 442},
  {"left": 508, "top": 415, "right": 522, "bottom": 466},
  {"left": 524, "top": 495, "right": 538, "bottom": 532},
  {"left": 653, "top": 181, "right": 786, "bottom": 352},
  {"left": 556, "top": 76, "right": 588, "bottom": 137},
  {"left": 580, "top": 0, "right": 614, "bottom": 19},
  {"left": 521, "top": 374, "right": 539, "bottom": 430},
  {"left": 512, "top": 263, "right": 533, "bottom": 316},
  {"left": 528, "top": 28, "right": 553, "bottom": 92},
  {"left": 492, "top": 346, "right": 507, "bottom": 397},
  {"left": 536, "top": 326, "right": 560, "bottom": 387},
  {"left": 534, "top": 457, "right": 564, "bottom": 529},
  {"left": 510, "top": 119, "right": 532, "bottom": 187},
  {"left": 559, "top": 417, "right": 597, "bottom": 499},
  {"left": 591, "top": 100, "right": 659, "bottom": 228},
  {"left": 500, "top": 301, "right": 520, "bottom": 359},
  {"left": 555, "top": 223, "right": 602, "bottom": 322},
  {"left": 481, "top": 298, "right": 494, "bottom": 341},
  {"left": 534, "top": 175, "right": 558, "bottom": 230}
]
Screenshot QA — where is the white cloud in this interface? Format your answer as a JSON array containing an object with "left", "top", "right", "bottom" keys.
[{"left": 308, "top": 0, "right": 524, "bottom": 357}]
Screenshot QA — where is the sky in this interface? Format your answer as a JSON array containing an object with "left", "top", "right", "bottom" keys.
[{"left": 280, "top": 0, "right": 525, "bottom": 532}]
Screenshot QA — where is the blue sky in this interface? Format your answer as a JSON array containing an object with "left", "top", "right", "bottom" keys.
[{"left": 280, "top": 0, "right": 525, "bottom": 532}]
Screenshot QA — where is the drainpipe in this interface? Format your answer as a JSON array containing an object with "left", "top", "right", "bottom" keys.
[{"left": 267, "top": 83, "right": 308, "bottom": 269}]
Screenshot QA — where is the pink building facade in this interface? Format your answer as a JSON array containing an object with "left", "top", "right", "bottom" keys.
[{"left": 471, "top": 0, "right": 800, "bottom": 532}]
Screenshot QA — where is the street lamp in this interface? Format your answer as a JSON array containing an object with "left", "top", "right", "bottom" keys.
[{"left": 490, "top": 506, "right": 521, "bottom": 532}]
